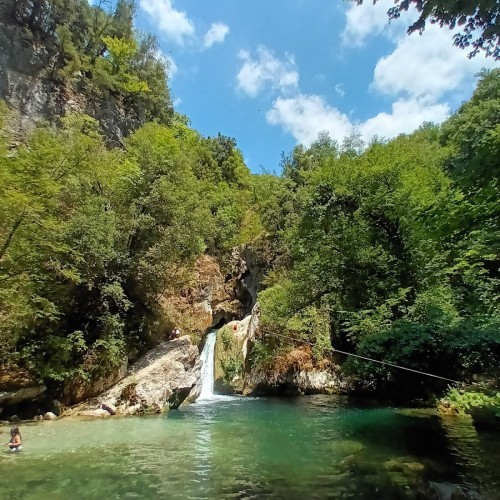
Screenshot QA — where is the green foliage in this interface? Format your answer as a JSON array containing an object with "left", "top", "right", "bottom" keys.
[
  {"left": 221, "top": 355, "right": 244, "bottom": 383},
  {"left": 0, "top": 101, "right": 252, "bottom": 383},
  {"left": 95, "top": 36, "right": 150, "bottom": 94},
  {"left": 6, "top": 0, "right": 173, "bottom": 125},
  {"left": 354, "top": 0, "right": 500, "bottom": 59},
  {"left": 255, "top": 70, "right": 500, "bottom": 396},
  {"left": 441, "top": 388, "right": 500, "bottom": 415}
]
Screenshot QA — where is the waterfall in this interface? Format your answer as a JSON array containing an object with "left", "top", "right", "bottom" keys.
[{"left": 198, "top": 330, "right": 217, "bottom": 401}]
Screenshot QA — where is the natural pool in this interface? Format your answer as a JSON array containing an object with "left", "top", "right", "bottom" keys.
[{"left": 1, "top": 395, "right": 499, "bottom": 499}]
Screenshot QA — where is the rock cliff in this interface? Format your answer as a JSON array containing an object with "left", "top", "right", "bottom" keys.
[
  {"left": 159, "top": 246, "right": 267, "bottom": 342},
  {"left": 0, "top": 1, "right": 152, "bottom": 144}
]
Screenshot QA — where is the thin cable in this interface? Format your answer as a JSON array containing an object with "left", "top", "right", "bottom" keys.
[
  {"left": 263, "top": 330, "right": 463, "bottom": 385},
  {"left": 331, "top": 348, "right": 461, "bottom": 384}
]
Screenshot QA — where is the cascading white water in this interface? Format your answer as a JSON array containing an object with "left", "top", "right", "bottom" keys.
[{"left": 197, "top": 330, "right": 217, "bottom": 400}]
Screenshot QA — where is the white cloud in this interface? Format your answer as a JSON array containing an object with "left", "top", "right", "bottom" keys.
[
  {"left": 359, "top": 98, "right": 450, "bottom": 139},
  {"left": 266, "top": 95, "right": 353, "bottom": 146},
  {"left": 266, "top": 94, "right": 451, "bottom": 147},
  {"left": 172, "top": 97, "right": 182, "bottom": 107},
  {"left": 139, "top": 0, "right": 194, "bottom": 45},
  {"left": 372, "top": 24, "right": 497, "bottom": 100},
  {"left": 165, "top": 54, "right": 178, "bottom": 78},
  {"left": 334, "top": 83, "right": 345, "bottom": 98},
  {"left": 256, "top": 0, "right": 493, "bottom": 150},
  {"left": 236, "top": 46, "right": 299, "bottom": 97},
  {"left": 203, "top": 23, "right": 229, "bottom": 48},
  {"left": 342, "top": 0, "right": 414, "bottom": 46}
]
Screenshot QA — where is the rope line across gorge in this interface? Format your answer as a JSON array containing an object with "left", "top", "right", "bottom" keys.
[{"left": 263, "top": 330, "right": 464, "bottom": 385}]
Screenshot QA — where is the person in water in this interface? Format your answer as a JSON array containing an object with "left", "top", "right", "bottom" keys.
[{"left": 4, "top": 426, "right": 22, "bottom": 452}]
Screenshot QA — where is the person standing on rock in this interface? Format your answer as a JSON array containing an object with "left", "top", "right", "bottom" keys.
[{"left": 3, "top": 426, "right": 22, "bottom": 452}]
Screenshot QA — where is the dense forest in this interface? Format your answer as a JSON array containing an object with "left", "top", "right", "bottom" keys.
[
  {"left": 253, "top": 69, "right": 499, "bottom": 400},
  {"left": 0, "top": 0, "right": 498, "bottom": 408}
]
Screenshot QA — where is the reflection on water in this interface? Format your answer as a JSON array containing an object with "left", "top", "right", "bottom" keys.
[{"left": 0, "top": 395, "right": 499, "bottom": 499}]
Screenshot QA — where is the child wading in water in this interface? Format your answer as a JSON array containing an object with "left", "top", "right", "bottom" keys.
[{"left": 4, "top": 426, "right": 22, "bottom": 452}]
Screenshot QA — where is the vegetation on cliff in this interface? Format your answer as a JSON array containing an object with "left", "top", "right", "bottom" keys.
[{"left": 3, "top": 0, "right": 173, "bottom": 129}]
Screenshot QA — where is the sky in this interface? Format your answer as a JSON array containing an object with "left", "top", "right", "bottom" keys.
[{"left": 130, "top": 0, "right": 498, "bottom": 173}]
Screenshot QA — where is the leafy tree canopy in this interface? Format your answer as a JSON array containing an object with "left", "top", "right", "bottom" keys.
[{"left": 353, "top": 0, "right": 500, "bottom": 59}]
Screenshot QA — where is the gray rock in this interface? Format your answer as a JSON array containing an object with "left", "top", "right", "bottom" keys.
[
  {"left": 0, "top": 385, "right": 47, "bottom": 406},
  {"left": 75, "top": 337, "right": 201, "bottom": 415},
  {"left": 62, "top": 359, "right": 128, "bottom": 405},
  {"left": 43, "top": 412, "right": 57, "bottom": 421},
  {"left": 9, "top": 415, "right": 20, "bottom": 422},
  {"left": 0, "top": 2, "right": 146, "bottom": 146}
]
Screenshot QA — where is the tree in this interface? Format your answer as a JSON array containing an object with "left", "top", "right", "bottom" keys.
[{"left": 354, "top": 0, "right": 500, "bottom": 59}]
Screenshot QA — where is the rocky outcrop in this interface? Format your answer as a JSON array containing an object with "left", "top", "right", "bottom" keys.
[
  {"left": 214, "top": 305, "right": 260, "bottom": 394},
  {"left": 0, "top": 2, "right": 144, "bottom": 145},
  {"left": 70, "top": 336, "right": 201, "bottom": 416},
  {"left": 212, "top": 304, "right": 351, "bottom": 396},
  {"left": 242, "top": 345, "right": 353, "bottom": 396},
  {"left": 243, "top": 365, "right": 351, "bottom": 396},
  {"left": 0, "top": 366, "right": 47, "bottom": 418},
  {"left": 61, "top": 359, "right": 128, "bottom": 406},
  {"left": 0, "top": 385, "right": 47, "bottom": 407},
  {"left": 159, "top": 246, "right": 267, "bottom": 341}
]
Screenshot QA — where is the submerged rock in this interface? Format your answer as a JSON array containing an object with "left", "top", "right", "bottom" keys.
[
  {"left": 420, "top": 481, "right": 482, "bottom": 500},
  {"left": 72, "top": 337, "right": 201, "bottom": 416}
]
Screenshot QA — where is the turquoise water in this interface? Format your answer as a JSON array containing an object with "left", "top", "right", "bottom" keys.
[{"left": 1, "top": 395, "right": 499, "bottom": 499}]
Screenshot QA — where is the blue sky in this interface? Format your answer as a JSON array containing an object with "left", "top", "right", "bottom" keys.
[{"left": 131, "top": 0, "right": 498, "bottom": 173}]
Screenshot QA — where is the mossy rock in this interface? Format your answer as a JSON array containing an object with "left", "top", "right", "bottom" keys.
[
  {"left": 214, "top": 325, "right": 245, "bottom": 394},
  {"left": 334, "top": 440, "right": 365, "bottom": 455}
]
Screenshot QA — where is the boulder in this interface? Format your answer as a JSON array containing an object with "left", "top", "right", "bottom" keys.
[
  {"left": 9, "top": 415, "right": 20, "bottom": 422},
  {"left": 75, "top": 337, "right": 201, "bottom": 415},
  {"left": 43, "top": 412, "right": 57, "bottom": 420},
  {"left": 62, "top": 360, "right": 128, "bottom": 405},
  {"left": 0, "top": 385, "right": 47, "bottom": 407}
]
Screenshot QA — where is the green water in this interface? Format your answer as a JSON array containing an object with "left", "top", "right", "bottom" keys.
[{"left": 1, "top": 395, "right": 499, "bottom": 499}]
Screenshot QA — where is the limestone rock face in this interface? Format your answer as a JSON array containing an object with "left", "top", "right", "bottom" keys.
[
  {"left": 0, "top": 366, "right": 46, "bottom": 412},
  {"left": 74, "top": 337, "right": 201, "bottom": 416},
  {"left": 0, "top": 3, "right": 145, "bottom": 145},
  {"left": 214, "top": 304, "right": 260, "bottom": 394},
  {"left": 159, "top": 246, "right": 267, "bottom": 341},
  {"left": 243, "top": 367, "right": 350, "bottom": 396}
]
